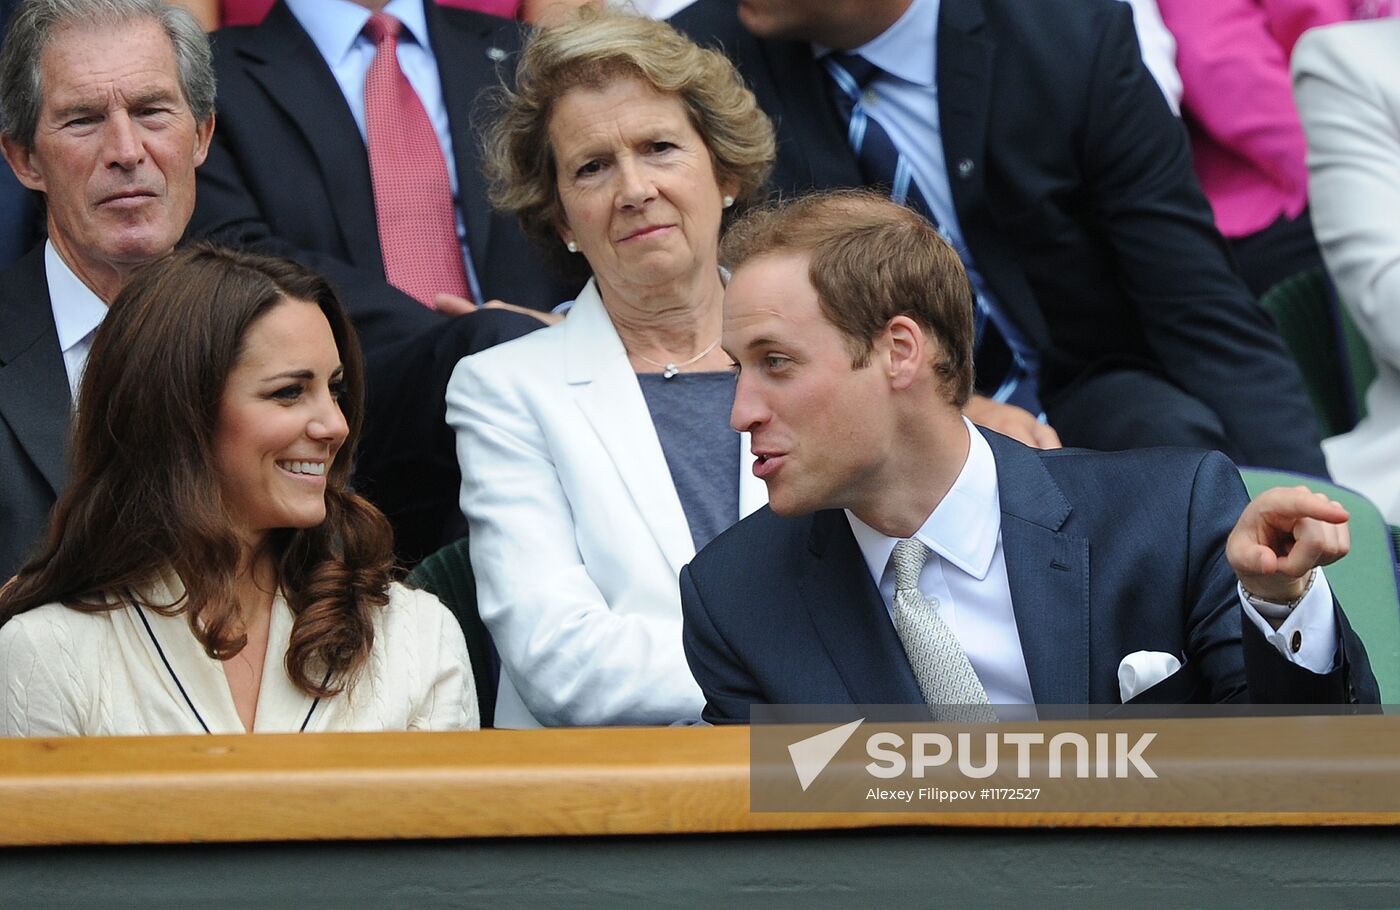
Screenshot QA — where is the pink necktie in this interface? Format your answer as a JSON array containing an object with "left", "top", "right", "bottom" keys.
[{"left": 363, "top": 13, "right": 471, "bottom": 307}]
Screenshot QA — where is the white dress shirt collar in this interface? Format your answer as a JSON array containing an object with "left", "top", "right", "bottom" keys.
[
  {"left": 288, "top": 0, "right": 430, "bottom": 65},
  {"left": 847, "top": 416, "right": 1000, "bottom": 584},
  {"left": 44, "top": 240, "right": 107, "bottom": 396},
  {"left": 814, "top": 0, "right": 938, "bottom": 87}
]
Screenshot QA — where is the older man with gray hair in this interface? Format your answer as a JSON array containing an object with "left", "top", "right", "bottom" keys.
[{"left": 0, "top": 0, "right": 215, "bottom": 579}]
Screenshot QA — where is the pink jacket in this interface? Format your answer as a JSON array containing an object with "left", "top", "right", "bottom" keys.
[{"left": 1157, "top": 0, "right": 1353, "bottom": 238}]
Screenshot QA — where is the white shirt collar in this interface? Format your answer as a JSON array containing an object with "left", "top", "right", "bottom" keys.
[
  {"left": 846, "top": 416, "right": 1001, "bottom": 585},
  {"left": 814, "top": 0, "right": 938, "bottom": 88},
  {"left": 44, "top": 240, "right": 107, "bottom": 356},
  {"left": 287, "top": 0, "right": 430, "bottom": 66}
]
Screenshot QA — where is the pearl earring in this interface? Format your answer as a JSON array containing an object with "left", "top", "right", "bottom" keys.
[
  {"left": 566, "top": 240, "right": 578, "bottom": 253},
  {"left": 722, "top": 195, "right": 735, "bottom": 209}
]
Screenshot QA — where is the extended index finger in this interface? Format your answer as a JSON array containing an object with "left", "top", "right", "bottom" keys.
[{"left": 1253, "top": 485, "right": 1350, "bottom": 528}]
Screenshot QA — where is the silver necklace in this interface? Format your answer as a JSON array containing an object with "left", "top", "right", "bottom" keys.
[{"left": 632, "top": 337, "right": 722, "bottom": 379}]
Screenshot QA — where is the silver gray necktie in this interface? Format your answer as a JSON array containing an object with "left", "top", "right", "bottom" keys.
[{"left": 890, "top": 538, "right": 995, "bottom": 722}]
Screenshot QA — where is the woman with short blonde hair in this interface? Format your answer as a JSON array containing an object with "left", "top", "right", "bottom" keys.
[{"left": 448, "top": 8, "right": 774, "bottom": 727}]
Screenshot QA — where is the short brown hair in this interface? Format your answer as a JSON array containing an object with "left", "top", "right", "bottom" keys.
[
  {"left": 482, "top": 7, "right": 775, "bottom": 275},
  {"left": 0, "top": 245, "right": 394, "bottom": 698},
  {"left": 721, "top": 189, "right": 976, "bottom": 407}
]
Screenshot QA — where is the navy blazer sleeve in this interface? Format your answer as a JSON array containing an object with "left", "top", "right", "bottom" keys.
[
  {"left": 1169, "top": 450, "right": 1377, "bottom": 705},
  {"left": 1070, "top": 3, "right": 1326, "bottom": 474},
  {"left": 681, "top": 563, "right": 765, "bottom": 725}
]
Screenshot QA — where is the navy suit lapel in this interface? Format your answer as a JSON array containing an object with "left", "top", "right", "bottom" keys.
[
  {"left": 429, "top": 3, "right": 507, "bottom": 279},
  {"left": 798, "top": 510, "right": 924, "bottom": 705},
  {"left": 983, "top": 430, "right": 1089, "bottom": 705},
  {"left": 937, "top": 0, "right": 991, "bottom": 217},
  {"left": 937, "top": 0, "right": 1052, "bottom": 352},
  {"left": 239, "top": 2, "right": 385, "bottom": 272},
  {"left": 0, "top": 247, "right": 72, "bottom": 498}
]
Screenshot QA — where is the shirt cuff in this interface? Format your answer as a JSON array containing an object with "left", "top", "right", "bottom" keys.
[{"left": 1238, "top": 571, "right": 1339, "bottom": 674}]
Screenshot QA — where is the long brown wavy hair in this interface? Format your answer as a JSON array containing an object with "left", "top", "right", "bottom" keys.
[{"left": 0, "top": 245, "right": 395, "bottom": 696}]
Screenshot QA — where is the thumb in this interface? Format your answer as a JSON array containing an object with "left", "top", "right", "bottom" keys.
[
  {"left": 435, "top": 293, "right": 479, "bottom": 317},
  {"left": 1229, "top": 538, "right": 1280, "bottom": 579}
]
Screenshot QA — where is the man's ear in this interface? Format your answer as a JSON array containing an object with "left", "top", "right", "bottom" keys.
[
  {"left": 885, "top": 315, "right": 925, "bottom": 390},
  {"left": 191, "top": 114, "right": 215, "bottom": 167},
  {"left": 1, "top": 135, "right": 46, "bottom": 193}
]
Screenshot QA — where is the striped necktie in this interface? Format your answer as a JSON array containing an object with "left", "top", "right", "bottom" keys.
[{"left": 824, "top": 52, "right": 1040, "bottom": 414}]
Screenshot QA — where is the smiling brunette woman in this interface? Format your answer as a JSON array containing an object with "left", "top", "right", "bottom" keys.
[{"left": 0, "top": 245, "right": 477, "bottom": 735}]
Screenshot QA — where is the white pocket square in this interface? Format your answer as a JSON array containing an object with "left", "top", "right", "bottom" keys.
[{"left": 1117, "top": 651, "right": 1183, "bottom": 703}]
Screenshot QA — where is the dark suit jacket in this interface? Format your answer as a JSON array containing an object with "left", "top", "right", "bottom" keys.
[
  {"left": 0, "top": 246, "right": 69, "bottom": 580},
  {"left": 672, "top": 0, "right": 1327, "bottom": 475},
  {"left": 680, "top": 430, "right": 1378, "bottom": 723},
  {"left": 190, "top": 0, "right": 576, "bottom": 355}
]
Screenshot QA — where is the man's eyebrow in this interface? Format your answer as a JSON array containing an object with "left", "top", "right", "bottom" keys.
[
  {"left": 744, "top": 335, "right": 784, "bottom": 351},
  {"left": 50, "top": 88, "right": 178, "bottom": 121},
  {"left": 129, "top": 87, "right": 178, "bottom": 107},
  {"left": 49, "top": 98, "right": 104, "bottom": 120}
]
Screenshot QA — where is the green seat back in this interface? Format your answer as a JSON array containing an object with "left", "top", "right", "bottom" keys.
[
  {"left": 1241, "top": 468, "right": 1400, "bottom": 701},
  {"left": 1260, "top": 268, "right": 1353, "bottom": 438},
  {"left": 1337, "top": 298, "right": 1378, "bottom": 422},
  {"left": 405, "top": 535, "right": 497, "bottom": 727}
]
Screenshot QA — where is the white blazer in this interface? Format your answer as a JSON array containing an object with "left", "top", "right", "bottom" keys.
[
  {"left": 446, "top": 280, "right": 766, "bottom": 728},
  {"left": 0, "top": 577, "right": 477, "bottom": 736},
  {"left": 1294, "top": 20, "right": 1400, "bottom": 522}
]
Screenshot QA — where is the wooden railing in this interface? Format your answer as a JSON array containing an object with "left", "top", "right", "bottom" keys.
[{"left": 4, "top": 716, "right": 1400, "bottom": 847}]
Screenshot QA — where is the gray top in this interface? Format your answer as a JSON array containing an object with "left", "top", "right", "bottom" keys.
[{"left": 637, "top": 371, "right": 740, "bottom": 553}]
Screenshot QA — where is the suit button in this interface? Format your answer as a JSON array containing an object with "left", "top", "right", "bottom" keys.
[
  {"left": 1290, "top": 630, "right": 1302, "bottom": 653},
  {"left": 956, "top": 158, "right": 975, "bottom": 179},
  {"left": 486, "top": 46, "right": 507, "bottom": 62}
]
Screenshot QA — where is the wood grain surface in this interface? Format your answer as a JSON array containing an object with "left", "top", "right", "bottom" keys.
[{"left": 3, "top": 717, "right": 1400, "bottom": 846}]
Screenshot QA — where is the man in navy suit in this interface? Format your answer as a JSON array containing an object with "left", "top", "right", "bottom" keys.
[
  {"left": 671, "top": 0, "right": 1327, "bottom": 476},
  {"left": 680, "top": 191, "right": 1377, "bottom": 723}
]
